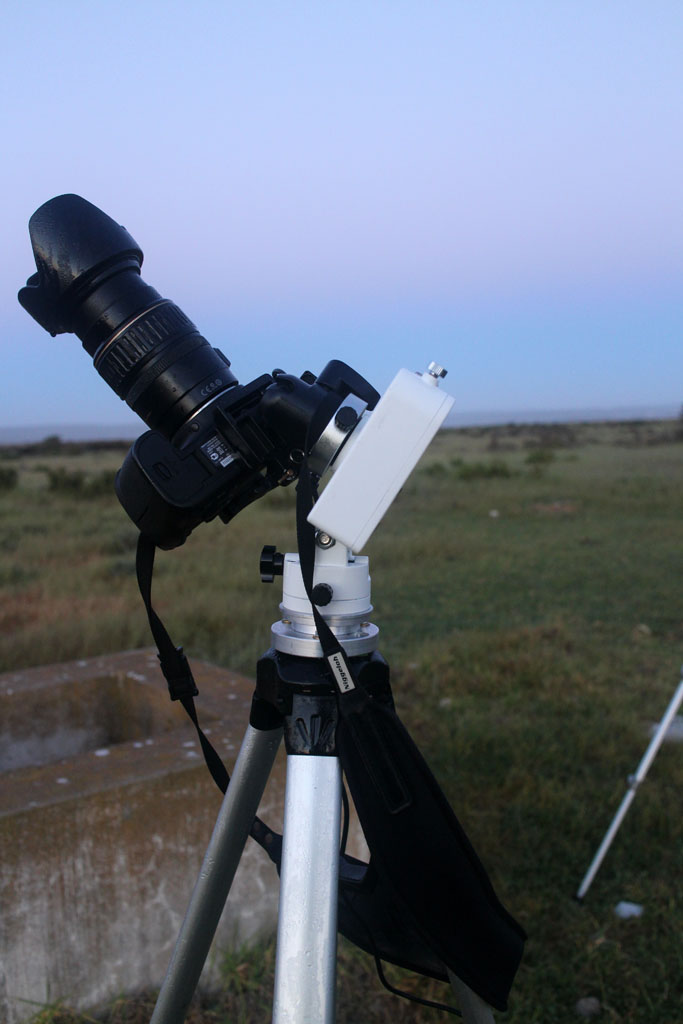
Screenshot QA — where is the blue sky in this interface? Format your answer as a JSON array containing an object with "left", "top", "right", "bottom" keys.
[{"left": 1, "top": 1, "right": 681, "bottom": 431}]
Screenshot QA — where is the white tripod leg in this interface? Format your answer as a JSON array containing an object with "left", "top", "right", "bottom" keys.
[
  {"left": 576, "top": 673, "right": 683, "bottom": 900},
  {"left": 272, "top": 754, "right": 342, "bottom": 1024}
]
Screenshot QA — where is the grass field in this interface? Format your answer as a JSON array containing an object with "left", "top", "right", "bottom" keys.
[{"left": 2, "top": 420, "right": 682, "bottom": 1023}]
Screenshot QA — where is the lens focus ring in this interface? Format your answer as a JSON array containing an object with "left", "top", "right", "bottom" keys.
[{"left": 94, "top": 301, "right": 196, "bottom": 394}]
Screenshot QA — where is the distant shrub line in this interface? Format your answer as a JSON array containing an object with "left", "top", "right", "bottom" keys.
[
  {"left": 424, "top": 450, "right": 556, "bottom": 481},
  {"left": 0, "top": 435, "right": 131, "bottom": 460},
  {"left": 42, "top": 466, "right": 117, "bottom": 497}
]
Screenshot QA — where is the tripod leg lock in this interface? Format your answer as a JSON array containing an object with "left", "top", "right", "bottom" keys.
[{"left": 285, "top": 693, "right": 338, "bottom": 755}]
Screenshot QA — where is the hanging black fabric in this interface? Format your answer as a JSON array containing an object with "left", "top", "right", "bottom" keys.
[
  {"left": 295, "top": 460, "right": 526, "bottom": 1011},
  {"left": 336, "top": 689, "right": 525, "bottom": 1009}
]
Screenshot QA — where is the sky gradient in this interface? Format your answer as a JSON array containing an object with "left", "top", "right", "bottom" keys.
[{"left": 2, "top": 1, "right": 681, "bottom": 432}]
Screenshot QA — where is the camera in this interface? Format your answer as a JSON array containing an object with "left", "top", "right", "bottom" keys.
[{"left": 19, "top": 195, "right": 379, "bottom": 548}]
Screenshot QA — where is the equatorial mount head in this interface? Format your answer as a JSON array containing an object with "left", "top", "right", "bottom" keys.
[{"left": 261, "top": 537, "right": 378, "bottom": 658}]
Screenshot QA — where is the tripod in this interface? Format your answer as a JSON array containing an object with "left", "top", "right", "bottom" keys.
[
  {"left": 148, "top": 536, "right": 495, "bottom": 1024},
  {"left": 576, "top": 666, "right": 683, "bottom": 900}
]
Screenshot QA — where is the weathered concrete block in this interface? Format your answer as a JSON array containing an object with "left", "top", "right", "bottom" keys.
[{"left": 0, "top": 649, "right": 367, "bottom": 1021}]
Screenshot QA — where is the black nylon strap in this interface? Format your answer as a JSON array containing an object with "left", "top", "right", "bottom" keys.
[
  {"left": 292, "top": 387, "right": 373, "bottom": 702},
  {"left": 136, "top": 533, "right": 230, "bottom": 794},
  {"left": 294, "top": 459, "right": 360, "bottom": 692},
  {"left": 134, "top": 532, "right": 282, "bottom": 863},
  {"left": 294, "top": 461, "right": 411, "bottom": 812},
  {"left": 136, "top": 533, "right": 199, "bottom": 702}
]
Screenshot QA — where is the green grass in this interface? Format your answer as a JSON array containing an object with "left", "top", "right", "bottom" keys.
[{"left": 3, "top": 422, "right": 682, "bottom": 1023}]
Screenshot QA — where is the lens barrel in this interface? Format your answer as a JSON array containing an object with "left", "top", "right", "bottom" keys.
[{"left": 19, "top": 194, "right": 237, "bottom": 439}]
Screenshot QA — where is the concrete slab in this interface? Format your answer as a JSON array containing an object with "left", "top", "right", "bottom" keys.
[{"left": 0, "top": 649, "right": 367, "bottom": 1022}]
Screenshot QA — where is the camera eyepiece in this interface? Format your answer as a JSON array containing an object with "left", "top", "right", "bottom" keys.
[{"left": 18, "top": 194, "right": 237, "bottom": 439}]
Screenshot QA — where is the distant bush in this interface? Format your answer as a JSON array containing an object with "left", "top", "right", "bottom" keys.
[
  {"left": 43, "top": 466, "right": 116, "bottom": 497},
  {"left": 457, "top": 458, "right": 512, "bottom": 480},
  {"left": 83, "top": 470, "right": 117, "bottom": 497},
  {"left": 0, "top": 467, "right": 18, "bottom": 491},
  {"left": 525, "top": 448, "right": 556, "bottom": 477},
  {"left": 45, "top": 467, "right": 85, "bottom": 493},
  {"left": 35, "top": 434, "right": 64, "bottom": 454},
  {"left": 525, "top": 448, "right": 555, "bottom": 465}
]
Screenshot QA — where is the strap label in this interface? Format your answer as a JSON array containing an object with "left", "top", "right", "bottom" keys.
[{"left": 327, "top": 651, "right": 355, "bottom": 693}]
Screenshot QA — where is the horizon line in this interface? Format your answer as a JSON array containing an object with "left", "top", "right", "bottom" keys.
[{"left": 1, "top": 402, "right": 679, "bottom": 445}]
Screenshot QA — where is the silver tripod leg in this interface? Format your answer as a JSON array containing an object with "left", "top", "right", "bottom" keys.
[
  {"left": 576, "top": 671, "right": 683, "bottom": 900},
  {"left": 448, "top": 970, "right": 496, "bottom": 1024},
  {"left": 151, "top": 722, "right": 283, "bottom": 1024},
  {"left": 270, "top": 754, "right": 497, "bottom": 1024},
  {"left": 272, "top": 754, "right": 342, "bottom": 1024}
]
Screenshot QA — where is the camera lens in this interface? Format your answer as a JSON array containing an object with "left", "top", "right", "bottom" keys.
[
  {"left": 91, "top": 297, "right": 235, "bottom": 439},
  {"left": 19, "top": 194, "right": 237, "bottom": 439}
]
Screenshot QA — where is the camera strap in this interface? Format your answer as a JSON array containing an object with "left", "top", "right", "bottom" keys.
[
  {"left": 295, "top": 462, "right": 412, "bottom": 810},
  {"left": 134, "top": 532, "right": 283, "bottom": 864}
]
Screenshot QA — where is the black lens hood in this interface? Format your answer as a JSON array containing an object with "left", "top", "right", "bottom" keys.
[{"left": 18, "top": 194, "right": 143, "bottom": 336}]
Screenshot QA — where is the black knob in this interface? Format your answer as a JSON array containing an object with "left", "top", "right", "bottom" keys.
[
  {"left": 311, "top": 583, "right": 334, "bottom": 606},
  {"left": 260, "top": 545, "right": 284, "bottom": 582},
  {"left": 334, "top": 405, "right": 359, "bottom": 432}
]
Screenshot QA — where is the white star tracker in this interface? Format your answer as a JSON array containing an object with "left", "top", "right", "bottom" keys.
[{"left": 308, "top": 362, "right": 455, "bottom": 552}]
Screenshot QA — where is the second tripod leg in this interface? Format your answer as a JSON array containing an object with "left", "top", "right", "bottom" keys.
[
  {"left": 151, "top": 722, "right": 283, "bottom": 1024},
  {"left": 272, "top": 754, "right": 342, "bottom": 1024}
]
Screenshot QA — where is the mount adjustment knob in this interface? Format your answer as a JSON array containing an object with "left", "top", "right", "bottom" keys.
[
  {"left": 334, "top": 405, "right": 359, "bottom": 432},
  {"left": 311, "top": 583, "right": 334, "bottom": 606},
  {"left": 260, "top": 545, "right": 284, "bottom": 582}
]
